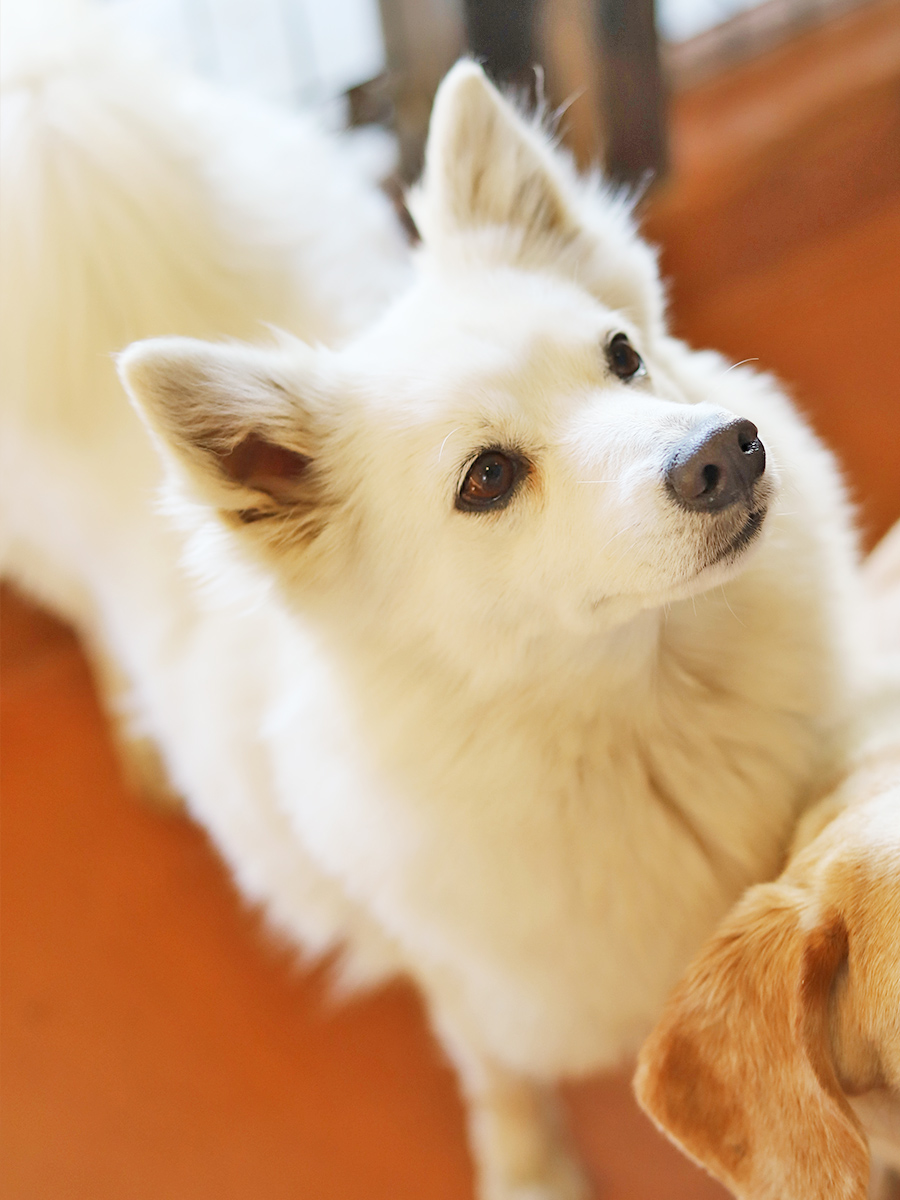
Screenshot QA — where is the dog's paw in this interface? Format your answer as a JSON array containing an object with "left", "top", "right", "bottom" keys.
[
  {"left": 511, "top": 1160, "right": 590, "bottom": 1200},
  {"left": 479, "top": 1143, "right": 592, "bottom": 1200}
]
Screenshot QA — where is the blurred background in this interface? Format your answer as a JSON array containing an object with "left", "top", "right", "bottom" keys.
[{"left": 3, "top": 1, "right": 900, "bottom": 1198}]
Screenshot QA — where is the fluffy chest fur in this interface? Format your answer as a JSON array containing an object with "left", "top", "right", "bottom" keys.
[{"left": 251, "top": 536, "right": 848, "bottom": 1076}]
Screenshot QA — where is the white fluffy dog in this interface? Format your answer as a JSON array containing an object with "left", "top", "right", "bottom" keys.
[{"left": 1, "top": 8, "right": 862, "bottom": 1197}]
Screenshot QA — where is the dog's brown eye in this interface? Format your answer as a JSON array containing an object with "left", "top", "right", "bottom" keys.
[
  {"left": 606, "top": 333, "right": 644, "bottom": 381},
  {"left": 457, "top": 451, "right": 520, "bottom": 511}
]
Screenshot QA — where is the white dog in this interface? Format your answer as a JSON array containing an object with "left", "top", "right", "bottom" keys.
[{"left": 1, "top": 9, "right": 863, "bottom": 1197}]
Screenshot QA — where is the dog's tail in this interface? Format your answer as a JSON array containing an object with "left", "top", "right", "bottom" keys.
[
  {"left": 0, "top": 0, "right": 285, "bottom": 442},
  {"left": 0, "top": 0, "right": 408, "bottom": 612}
]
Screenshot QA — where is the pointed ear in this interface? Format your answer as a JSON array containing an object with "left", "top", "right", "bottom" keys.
[
  {"left": 118, "top": 336, "right": 332, "bottom": 533},
  {"left": 411, "top": 60, "right": 579, "bottom": 260},
  {"left": 634, "top": 884, "right": 870, "bottom": 1200}
]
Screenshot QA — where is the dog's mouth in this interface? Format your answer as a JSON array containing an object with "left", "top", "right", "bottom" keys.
[{"left": 705, "top": 506, "right": 767, "bottom": 570}]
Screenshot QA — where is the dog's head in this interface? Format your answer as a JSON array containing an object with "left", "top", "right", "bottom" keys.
[
  {"left": 633, "top": 884, "right": 871, "bottom": 1200},
  {"left": 119, "top": 62, "right": 779, "bottom": 674}
]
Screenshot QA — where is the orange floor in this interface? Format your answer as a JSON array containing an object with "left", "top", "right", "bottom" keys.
[
  {"left": 3, "top": 7, "right": 900, "bottom": 1198},
  {"left": 1, "top": 611, "right": 731, "bottom": 1200}
]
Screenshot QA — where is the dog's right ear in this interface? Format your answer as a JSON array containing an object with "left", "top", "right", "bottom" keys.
[
  {"left": 118, "top": 336, "right": 337, "bottom": 539},
  {"left": 634, "top": 882, "right": 870, "bottom": 1200}
]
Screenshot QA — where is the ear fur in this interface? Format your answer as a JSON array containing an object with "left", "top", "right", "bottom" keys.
[
  {"left": 411, "top": 61, "right": 666, "bottom": 333},
  {"left": 634, "top": 883, "right": 870, "bottom": 1200},
  {"left": 119, "top": 336, "right": 330, "bottom": 533},
  {"left": 410, "top": 61, "right": 579, "bottom": 262}
]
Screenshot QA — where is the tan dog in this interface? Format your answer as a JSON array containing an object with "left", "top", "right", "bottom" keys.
[{"left": 635, "top": 521, "right": 900, "bottom": 1200}]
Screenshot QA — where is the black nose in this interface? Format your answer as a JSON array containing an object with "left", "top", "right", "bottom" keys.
[{"left": 665, "top": 419, "right": 765, "bottom": 512}]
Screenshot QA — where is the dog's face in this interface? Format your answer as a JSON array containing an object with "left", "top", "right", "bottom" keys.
[{"left": 120, "top": 63, "right": 777, "bottom": 671}]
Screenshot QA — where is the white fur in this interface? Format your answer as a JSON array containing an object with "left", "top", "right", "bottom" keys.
[{"left": 1, "top": 17, "right": 863, "bottom": 1197}]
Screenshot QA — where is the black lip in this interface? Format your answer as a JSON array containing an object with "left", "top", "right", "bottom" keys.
[{"left": 711, "top": 507, "right": 766, "bottom": 566}]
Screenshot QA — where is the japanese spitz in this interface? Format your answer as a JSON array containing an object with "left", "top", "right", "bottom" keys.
[{"left": 0, "top": 8, "right": 861, "bottom": 1196}]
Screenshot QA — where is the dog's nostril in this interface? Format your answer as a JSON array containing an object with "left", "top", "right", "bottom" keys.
[
  {"left": 700, "top": 464, "right": 720, "bottom": 494},
  {"left": 665, "top": 418, "right": 766, "bottom": 513}
]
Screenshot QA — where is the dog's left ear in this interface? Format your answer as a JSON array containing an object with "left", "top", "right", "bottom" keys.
[
  {"left": 412, "top": 60, "right": 579, "bottom": 262},
  {"left": 634, "top": 882, "right": 870, "bottom": 1200}
]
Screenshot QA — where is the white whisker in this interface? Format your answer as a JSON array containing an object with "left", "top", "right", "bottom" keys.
[
  {"left": 723, "top": 357, "right": 759, "bottom": 374},
  {"left": 720, "top": 584, "right": 746, "bottom": 627},
  {"left": 437, "top": 427, "right": 462, "bottom": 464},
  {"left": 596, "top": 520, "right": 641, "bottom": 557}
]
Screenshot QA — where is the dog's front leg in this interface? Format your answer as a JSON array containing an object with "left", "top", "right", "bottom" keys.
[
  {"left": 439, "top": 1029, "right": 589, "bottom": 1200},
  {"left": 83, "top": 632, "right": 183, "bottom": 811}
]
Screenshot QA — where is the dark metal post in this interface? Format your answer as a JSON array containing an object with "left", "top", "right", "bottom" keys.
[
  {"left": 592, "top": 0, "right": 667, "bottom": 187},
  {"left": 460, "top": 0, "right": 541, "bottom": 92},
  {"left": 376, "top": 0, "right": 466, "bottom": 181}
]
